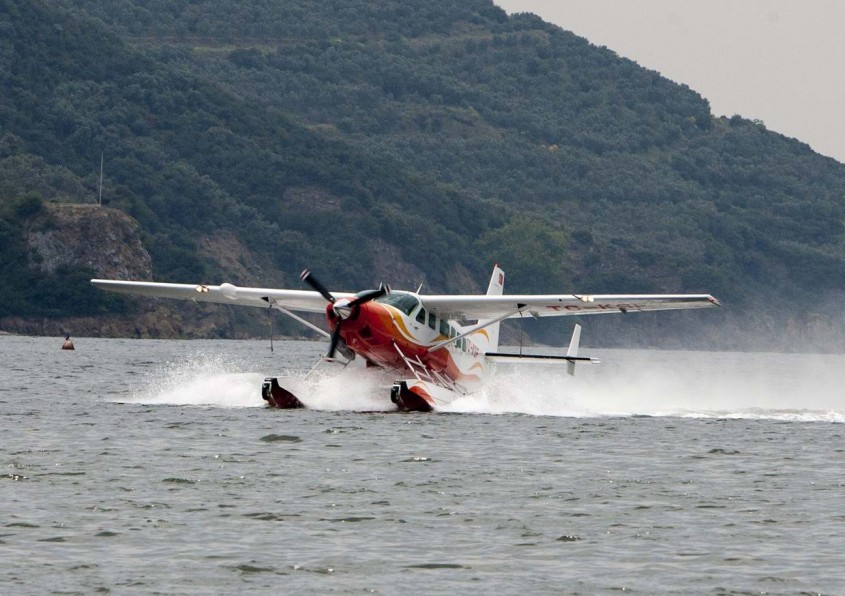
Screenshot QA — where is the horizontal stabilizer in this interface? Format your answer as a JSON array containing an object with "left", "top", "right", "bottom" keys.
[
  {"left": 485, "top": 353, "right": 599, "bottom": 364},
  {"left": 485, "top": 323, "right": 598, "bottom": 377}
]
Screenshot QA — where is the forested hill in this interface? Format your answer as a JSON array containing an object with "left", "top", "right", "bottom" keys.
[{"left": 1, "top": 0, "right": 844, "bottom": 349}]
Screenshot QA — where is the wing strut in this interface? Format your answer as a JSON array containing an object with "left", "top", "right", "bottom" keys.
[
  {"left": 427, "top": 304, "right": 527, "bottom": 352},
  {"left": 263, "top": 298, "right": 331, "bottom": 339}
]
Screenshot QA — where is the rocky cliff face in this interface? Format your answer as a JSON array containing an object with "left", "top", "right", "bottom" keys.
[
  {"left": 0, "top": 204, "right": 155, "bottom": 337},
  {"left": 28, "top": 204, "right": 153, "bottom": 280},
  {"left": 3, "top": 203, "right": 287, "bottom": 339}
]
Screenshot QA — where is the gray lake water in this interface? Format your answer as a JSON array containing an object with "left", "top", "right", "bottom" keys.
[{"left": 2, "top": 336, "right": 844, "bottom": 594}]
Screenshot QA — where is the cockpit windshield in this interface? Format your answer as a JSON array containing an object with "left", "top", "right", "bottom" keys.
[{"left": 375, "top": 292, "right": 420, "bottom": 316}]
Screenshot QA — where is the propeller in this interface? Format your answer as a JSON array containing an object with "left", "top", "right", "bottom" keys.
[
  {"left": 300, "top": 269, "right": 335, "bottom": 304},
  {"left": 300, "top": 270, "right": 389, "bottom": 359}
]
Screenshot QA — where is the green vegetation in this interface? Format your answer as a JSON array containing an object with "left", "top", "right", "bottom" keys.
[{"left": 1, "top": 0, "right": 843, "bottom": 347}]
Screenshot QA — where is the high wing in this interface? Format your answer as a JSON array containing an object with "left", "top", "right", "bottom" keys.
[
  {"left": 90, "top": 279, "right": 353, "bottom": 313},
  {"left": 419, "top": 293, "right": 720, "bottom": 321},
  {"left": 92, "top": 280, "right": 720, "bottom": 319}
]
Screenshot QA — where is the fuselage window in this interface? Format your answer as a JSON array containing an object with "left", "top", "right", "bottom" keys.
[
  {"left": 439, "top": 319, "right": 450, "bottom": 338},
  {"left": 416, "top": 307, "right": 426, "bottom": 324},
  {"left": 428, "top": 312, "right": 436, "bottom": 330}
]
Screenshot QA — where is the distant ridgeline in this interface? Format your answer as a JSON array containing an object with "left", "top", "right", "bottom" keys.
[{"left": 1, "top": 0, "right": 843, "bottom": 349}]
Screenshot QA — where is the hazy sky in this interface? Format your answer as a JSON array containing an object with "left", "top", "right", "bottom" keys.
[{"left": 494, "top": 0, "right": 845, "bottom": 163}]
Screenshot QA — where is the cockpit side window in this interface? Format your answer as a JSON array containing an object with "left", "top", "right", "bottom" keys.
[
  {"left": 416, "top": 307, "right": 426, "bottom": 324},
  {"left": 376, "top": 293, "right": 420, "bottom": 316},
  {"left": 428, "top": 312, "right": 436, "bottom": 330}
]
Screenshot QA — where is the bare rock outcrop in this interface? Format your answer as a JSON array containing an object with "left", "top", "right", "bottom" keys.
[{"left": 27, "top": 204, "right": 152, "bottom": 280}]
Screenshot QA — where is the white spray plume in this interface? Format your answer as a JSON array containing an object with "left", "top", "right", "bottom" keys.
[{"left": 124, "top": 347, "right": 844, "bottom": 421}]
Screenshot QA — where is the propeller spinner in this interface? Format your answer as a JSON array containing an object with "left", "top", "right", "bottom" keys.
[{"left": 300, "top": 270, "right": 388, "bottom": 359}]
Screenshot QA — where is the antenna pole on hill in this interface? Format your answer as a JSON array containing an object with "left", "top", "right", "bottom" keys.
[{"left": 98, "top": 152, "right": 104, "bottom": 207}]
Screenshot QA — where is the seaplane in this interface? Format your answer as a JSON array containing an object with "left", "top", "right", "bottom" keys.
[{"left": 91, "top": 266, "right": 720, "bottom": 412}]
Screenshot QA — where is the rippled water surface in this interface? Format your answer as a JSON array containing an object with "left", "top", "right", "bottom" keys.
[{"left": 2, "top": 336, "right": 844, "bottom": 594}]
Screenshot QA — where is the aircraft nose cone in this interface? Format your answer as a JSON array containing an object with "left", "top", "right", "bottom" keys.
[{"left": 332, "top": 298, "right": 353, "bottom": 320}]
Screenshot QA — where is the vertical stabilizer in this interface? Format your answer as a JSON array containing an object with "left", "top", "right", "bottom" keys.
[
  {"left": 481, "top": 265, "right": 505, "bottom": 351},
  {"left": 486, "top": 264, "right": 505, "bottom": 296},
  {"left": 566, "top": 323, "right": 581, "bottom": 376}
]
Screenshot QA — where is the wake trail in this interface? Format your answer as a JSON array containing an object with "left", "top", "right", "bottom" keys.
[{"left": 444, "top": 351, "right": 845, "bottom": 422}]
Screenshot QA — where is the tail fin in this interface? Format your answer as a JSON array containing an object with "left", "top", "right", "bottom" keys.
[
  {"left": 481, "top": 265, "right": 505, "bottom": 351},
  {"left": 566, "top": 324, "right": 582, "bottom": 376}
]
